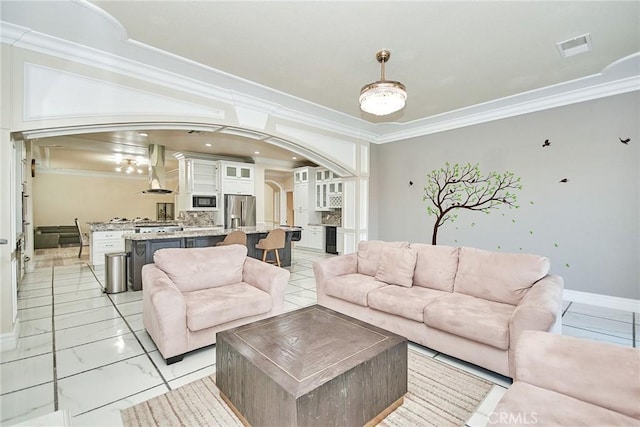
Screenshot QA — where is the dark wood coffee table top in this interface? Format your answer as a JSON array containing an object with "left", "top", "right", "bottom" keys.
[{"left": 218, "top": 305, "right": 407, "bottom": 397}]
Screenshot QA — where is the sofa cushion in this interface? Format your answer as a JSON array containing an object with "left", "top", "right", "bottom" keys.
[
  {"left": 454, "top": 247, "right": 550, "bottom": 305},
  {"left": 374, "top": 246, "right": 417, "bottom": 287},
  {"left": 357, "top": 240, "right": 409, "bottom": 276},
  {"left": 324, "top": 273, "right": 387, "bottom": 307},
  {"left": 491, "top": 382, "right": 639, "bottom": 427},
  {"left": 183, "top": 282, "right": 272, "bottom": 331},
  {"left": 368, "top": 285, "right": 449, "bottom": 322},
  {"left": 154, "top": 245, "right": 247, "bottom": 292},
  {"left": 424, "top": 293, "right": 515, "bottom": 350},
  {"left": 411, "top": 244, "right": 459, "bottom": 292}
]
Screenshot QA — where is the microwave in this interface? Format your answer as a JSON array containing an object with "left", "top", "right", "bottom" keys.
[{"left": 191, "top": 195, "right": 217, "bottom": 210}]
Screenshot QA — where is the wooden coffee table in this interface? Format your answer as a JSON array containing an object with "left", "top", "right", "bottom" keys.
[{"left": 216, "top": 305, "right": 407, "bottom": 427}]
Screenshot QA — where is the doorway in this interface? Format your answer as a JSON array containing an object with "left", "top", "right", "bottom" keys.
[{"left": 286, "top": 191, "right": 294, "bottom": 226}]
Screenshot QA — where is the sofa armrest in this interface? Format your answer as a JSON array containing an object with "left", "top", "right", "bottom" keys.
[
  {"left": 514, "top": 330, "right": 640, "bottom": 419},
  {"left": 243, "top": 257, "right": 290, "bottom": 314},
  {"left": 313, "top": 253, "right": 358, "bottom": 296},
  {"left": 142, "top": 264, "right": 187, "bottom": 359},
  {"left": 507, "top": 274, "right": 563, "bottom": 376}
]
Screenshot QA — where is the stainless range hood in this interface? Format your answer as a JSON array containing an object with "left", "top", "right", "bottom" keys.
[{"left": 143, "top": 144, "right": 173, "bottom": 194}]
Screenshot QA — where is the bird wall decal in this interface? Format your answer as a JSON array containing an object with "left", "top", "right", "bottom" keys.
[
  {"left": 559, "top": 178, "right": 569, "bottom": 183},
  {"left": 542, "top": 139, "right": 551, "bottom": 147},
  {"left": 619, "top": 137, "right": 630, "bottom": 144}
]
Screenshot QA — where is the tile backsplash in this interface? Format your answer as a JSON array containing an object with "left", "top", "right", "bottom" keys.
[
  {"left": 178, "top": 210, "right": 216, "bottom": 226},
  {"left": 322, "top": 209, "right": 342, "bottom": 226}
]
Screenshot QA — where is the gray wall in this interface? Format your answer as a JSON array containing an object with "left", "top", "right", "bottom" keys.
[{"left": 371, "top": 92, "right": 639, "bottom": 299}]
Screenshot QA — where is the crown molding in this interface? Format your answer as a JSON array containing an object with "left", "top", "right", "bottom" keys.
[{"left": 2, "top": 8, "right": 639, "bottom": 146}]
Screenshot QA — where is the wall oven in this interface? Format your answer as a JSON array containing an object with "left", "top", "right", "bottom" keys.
[{"left": 191, "top": 194, "right": 217, "bottom": 210}]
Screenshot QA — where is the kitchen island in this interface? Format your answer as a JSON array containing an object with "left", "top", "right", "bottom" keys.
[{"left": 124, "top": 226, "right": 300, "bottom": 291}]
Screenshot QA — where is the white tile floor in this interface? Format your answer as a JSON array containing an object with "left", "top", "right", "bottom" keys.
[{"left": 1, "top": 247, "right": 637, "bottom": 426}]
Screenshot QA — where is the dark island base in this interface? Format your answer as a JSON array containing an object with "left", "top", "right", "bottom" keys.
[{"left": 125, "top": 231, "right": 295, "bottom": 291}]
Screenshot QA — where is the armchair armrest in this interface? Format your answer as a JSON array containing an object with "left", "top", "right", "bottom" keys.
[
  {"left": 243, "top": 257, "right": 290, "bottom": 314},
  {"left": 313, "top": 253, "right": 358, "bottom": 296},
  {"left": 142, "top": 264, "right": 187, "bottom": 359},
  {"left": 508, "top": 274, "right": 563, "bottom": 376},
  {"left": 514, "top": 330, "right": 640, "bottom": 419}
]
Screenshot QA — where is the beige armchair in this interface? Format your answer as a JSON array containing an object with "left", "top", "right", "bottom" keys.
[
  {"left": 142, "top": 244, "right": 289, "bottom": 364},
  {"left": 491, "top": 331, "right": 640, "bottom": 426},
  {"left": 255, "top": 228, "right": 285, "bottom": 267}
]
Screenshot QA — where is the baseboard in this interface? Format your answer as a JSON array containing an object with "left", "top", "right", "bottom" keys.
[
  {"left": 563, "top": 289, "right": 640, "bottom": 313},
  {"left": 0, "top": 319, "right": 20, "bottom": 352}
]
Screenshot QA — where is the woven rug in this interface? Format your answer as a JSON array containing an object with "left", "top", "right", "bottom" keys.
[{"left": 122, "top": 350, "right": 493, "bottom": 427}]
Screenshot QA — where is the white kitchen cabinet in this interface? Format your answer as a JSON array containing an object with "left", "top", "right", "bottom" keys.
[
  {"left": 315, "top": 182, "right": 330, "bottom": 211},
  {"left": 294, "top": 167, "right": 311, "bottom": 183},
  {"left": 305, "top": 225, "right": 325, "bottom": 250},
  {"left": 294, "top": 183, "right": 309, "bottom": 211},
  {"left": 90, "top": 230, "right": 125, "bottom": 267},
  {"left": 220, "top": 161, "right": 255, "bottom": 195},
  {"left": 191, "top": 159, "right": 218, "bottom": 194},
  {"left": 337, "top": 228, "right": 344, "bottom": 254}
]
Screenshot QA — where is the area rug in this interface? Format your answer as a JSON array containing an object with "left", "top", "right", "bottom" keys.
[{"left": 121, "top": 350, "right": 493, "bottom": 427}]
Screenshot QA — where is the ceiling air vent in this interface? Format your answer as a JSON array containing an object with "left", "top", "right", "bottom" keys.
[{"left": 556, "top": 33, "right": 592, "bottom": 58}]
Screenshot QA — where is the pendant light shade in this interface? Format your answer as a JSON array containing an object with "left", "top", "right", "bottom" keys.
[{"left": 359, "top": 50, "right": 407, "bottom": 116}]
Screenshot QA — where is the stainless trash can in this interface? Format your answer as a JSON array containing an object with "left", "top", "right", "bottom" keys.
[{"left": 105, "top": 252, "right": 127, "bottom": 294}]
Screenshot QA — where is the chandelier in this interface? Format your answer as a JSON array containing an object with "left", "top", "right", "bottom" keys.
[
  {"left": 359, "top": 50, "right": 407, "bottom": 116},
  {"left": 114, "top": 155, "right": 146, "bottom": 174}
]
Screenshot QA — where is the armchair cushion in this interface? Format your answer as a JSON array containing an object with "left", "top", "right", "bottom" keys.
[
  {"left": 454, "top": 246, "right": 550, "bottom": 305},
  {"left": 183, "top": 282, "right": 272, "bottom": 331},
  {"left": 153, "top": 245, "right": 247, "bottom": 292},
  {"left": 424, "top": 293, "right": 515, "bottom": 350},
  {"left": 492, "top": 382, "right": 638, "bottom": 427}
]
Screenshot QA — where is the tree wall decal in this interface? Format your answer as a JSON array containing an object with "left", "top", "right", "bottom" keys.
[{"left": 423, "top": 162, "right": 522, "bottom": 245}]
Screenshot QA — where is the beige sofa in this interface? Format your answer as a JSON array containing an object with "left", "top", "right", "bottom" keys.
[
  {"left": 491, "top": 330, "right": 640, "bottom": 426},
  {"left": 313, "top": 241, "right": 563, "bottom": 377},
  {"left": 142, "top": 244, "right": 290, "bottom": 364}
]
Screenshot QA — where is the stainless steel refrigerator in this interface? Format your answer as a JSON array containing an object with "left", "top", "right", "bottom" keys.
[{"left": 224, "top": 194, "right": 256, "bottom": 228}]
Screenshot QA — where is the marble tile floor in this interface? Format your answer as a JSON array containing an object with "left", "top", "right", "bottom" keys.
[{"left": 1, "top": 247, "right": 637, "bottom": 426}]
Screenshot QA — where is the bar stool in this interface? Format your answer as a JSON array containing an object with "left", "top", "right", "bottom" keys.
[
  {"left": 216, "top": 230, "right": 247, "bottom": 246},
  {"left": 255, "top": 229, "right": 285, "bottom": 267}
]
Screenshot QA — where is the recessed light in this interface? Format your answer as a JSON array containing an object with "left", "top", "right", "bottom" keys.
[
  {"left": 205, "top": 143, "right": 212, "bottom": 147},
  {"left": 292, "top": 157, "right": 297, "bottom": 160},
  {"left": 254, "top": 151, "right": 260, "bottom": 154},
  {"left": 138, "top": 132, "right": 148, "bottom": 137}
]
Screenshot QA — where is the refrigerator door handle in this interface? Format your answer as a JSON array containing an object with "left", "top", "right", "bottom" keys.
[{"left": 240, "top": 201, "right": 244, "bottom": 225}]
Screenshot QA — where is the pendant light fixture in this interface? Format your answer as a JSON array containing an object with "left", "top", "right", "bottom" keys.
[{"left": 359, "top": 49, "right": 407, "bottom": 116}]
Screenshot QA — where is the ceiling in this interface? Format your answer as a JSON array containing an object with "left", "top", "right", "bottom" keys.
[
  {"left": 4, "top": 1, "right": 640, "bottom": 174},
  {"left": 89, "top": 0, "right": 639, "bottom": 122},
  {"left": 32, "top": 128, "right": 316, "bottom": 175}
]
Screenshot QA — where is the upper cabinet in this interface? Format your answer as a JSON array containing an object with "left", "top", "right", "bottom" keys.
[
  {"left": 220, "top": 161, "right": 255, "bottom": 195},
  {"left": 190, "top": 159, "right": 218, "bottom": 195},
  {"left": 294, "top": 168, "right": 309, "bottom": 184},
  {"left": 314, "top": 168, "right": 342, "bottom": 211}
]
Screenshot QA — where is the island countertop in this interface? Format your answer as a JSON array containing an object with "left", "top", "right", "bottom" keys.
[{"left": 122, "top": 226, "right": 301, "bottom": 241}]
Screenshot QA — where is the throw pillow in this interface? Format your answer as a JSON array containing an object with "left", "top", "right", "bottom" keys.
[
  {"left": 453, "top": 246, "right": 550, "bottom": 305},
  {"left": 374, "top": 246, "right": 417, "bottom": 287},
  {"left": 357, "top": 240, "right": 409, "bottom": 276}
]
